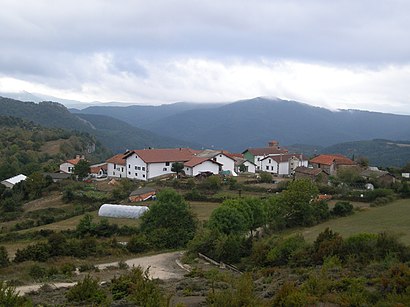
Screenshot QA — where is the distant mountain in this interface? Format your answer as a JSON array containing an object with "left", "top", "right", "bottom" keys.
[
  {"left": 320, "top": 139, "right": 410, "bottom": 168},
  {"left": 72, "top": 102, "right": 225, "bottom": 127},
  {"left": 134, "top": 97, "right": 410, "bottom": 152},
  {"left": 75, "top": 113, "right": 200, "bottom": 153},
  {"left": 0, "top": 97, "right": 199, "bottom": 153}
]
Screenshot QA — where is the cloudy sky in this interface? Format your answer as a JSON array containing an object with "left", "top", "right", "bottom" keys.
[{"left": 0, "top": 0, "right": 409, "bottom": 114}]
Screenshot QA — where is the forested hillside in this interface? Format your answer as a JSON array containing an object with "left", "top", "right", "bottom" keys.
[
  {"left": 0, "top": 116, "right": 110, "bottom": 180},
  {"left": 76, "top": 97, "right": 410, "bottom": 152},
  {"left": 0, "top": 97, "right": 198, "bottom": 153}
]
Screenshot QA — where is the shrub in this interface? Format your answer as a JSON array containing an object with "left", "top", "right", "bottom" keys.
[
  {"left": 0, "top": 246, "right": 9, "bottom": 267},
  {"left": 65, "top": 275, "right": 107, "bottom": 305},
  {"left": 267, "top": 235, "right": 308, "bottom": 266},
  {"left": 260, "top": 172, "right": 273, "bottom": 183},
  {"left": 127, "top": 235, "right": 150, "bottom": 253},
  {"left": 0, "top": 281, "right": 30, "bottom": 306},
  {"left": 332, "top": 201, "right": 354, "bottom": 216},
  {"left": 29, "top": 264, "right": 47, "bottom": 280},
  {"left": 312, "top": 228, "right": 344, "bottom": 264},
  {"left": 111, "top": 267, "right": 165, "bottom": 306},
  {"left": 343, "top": 233, "right": 378, "bottom": 263},
  {"left": 14, "top": 242, "right": 51, "bottom": 262}
]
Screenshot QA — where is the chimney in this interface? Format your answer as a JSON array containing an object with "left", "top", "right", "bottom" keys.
[
  {"left": 76, "top": 154, "right": 80, "bottom": 159},
  {"left": 268, "top": 140, "right": 278, "bottom": 148}
]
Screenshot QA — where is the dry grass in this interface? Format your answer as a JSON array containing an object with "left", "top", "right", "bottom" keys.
[
  {"left": 292, "top": 199, "right": 410, "bottom": 245},
  {"left": 189, "top": 201, "right": 221, "bottom": 221},
  {"left": 40, "top": 139, "right": 66, "bottom": 155}
]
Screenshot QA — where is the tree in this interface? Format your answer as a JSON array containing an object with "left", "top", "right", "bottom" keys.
[
  {"left": 73, "top": 159, "right": 90, "bottom": 180},
  {"left": 281, "top": 179, "right": 320, "bottom": 227},
  {"left": 140, "top": 189, "right": 197, "bottom": 248},
  {"left": 209, "top": 205, "right": 248, "bottom": 235},
  {"left": 260, "top": 172, "right": 273, "bottom": 183},
  {"left": 171, "top": 162, "right": 184, "bottom": 177}
]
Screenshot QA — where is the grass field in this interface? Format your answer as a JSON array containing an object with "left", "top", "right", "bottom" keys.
[
  {"left": 189, "top": 201, "right": 221, "bottom": 221},
  {"left": 294, "top": 199, "right": 410, "bottom": 245}
]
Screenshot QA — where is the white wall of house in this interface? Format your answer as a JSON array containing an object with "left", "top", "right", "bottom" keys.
[
  {"left": 147, "top": 162, "right": 175, "bottom": 180},
  {"left": 60, "top": 162, "right": 75, "bottom": 174},
  {"left": 261, "top": 158, "right": 279, "bottom": 174},
  {"left": 107, "top": 163, "right": 126, "bottom": 178},
  {"left": 186, "top": 161, "right": 220, "bottom": 177},
  {"left": 126, "top": 154, "right": 148, "bottom": 181},
  {"left": 243, "top": 161, "right": 256, "bottom": 173},
  {"left": 213, "top": 154, "right": 237, "bottom": 176}
]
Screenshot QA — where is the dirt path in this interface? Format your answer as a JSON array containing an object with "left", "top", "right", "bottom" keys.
[{"left": 16, "top": 251, "right": 186, "bottom": 295}]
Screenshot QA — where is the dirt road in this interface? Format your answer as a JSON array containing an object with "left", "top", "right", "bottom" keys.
[{"left": 16, "top": 251, "right": 186, "bottom": 295}]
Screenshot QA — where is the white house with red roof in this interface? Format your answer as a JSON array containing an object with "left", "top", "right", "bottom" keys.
[
  {"left": 106, "top": 153, "right": 127, "bottom": 178},
  {"left": 184, "top": 157, "right": 222, "bottom": 177},
  {"left": 123, "top": 148, "right": 199, "bottom": 181},
  {"left": 196, "top": 149, "right": 237, "bottom": 176},
  {"left": 59, "top": 155, "right": 85, "bottom": 174},
  {"left": 243, "top": 141, "right": 289, "bottom": 170},
  {"left": 260, "top": 153, "right": 308, "bottom": 176}
]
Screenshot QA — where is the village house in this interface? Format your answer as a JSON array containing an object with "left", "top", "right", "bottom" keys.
[
  {"left": 106, "top": 154, "right": 127, "bottom": 178},
  {"left": 294, "top": 166, "right": 329, "bottom": 183},
  {"left": 128, "top": 187, "right": 156, "bottom": 202},
  {"left": 196, "top": 149, "right": 237, "bottom": 176},
  {"left": 90, "top": 163, "right": 108, "bottom": 178},
  {"left": 59, "top": 155, "right": 85, "bottom": 174},
  {"left": 123, "top": 148, "right": 199, "bottom": 181},
  {"left": 243, "top": 140, "right": 289, "bottom": 170},
  {"left": 309, "top": 154, "right": 356, "bottom": 176},
  {"left": 233, "top": 156, "right": 257, "bottom": 174},
  {"left": 183, "top": 157, "right": 222, "bottom": 177},
  {"left": 260, "top": 153, "right": 308, "bottom": 176},
  {"left": 360, "top": 168, "right": 396, "bottom": 187}
]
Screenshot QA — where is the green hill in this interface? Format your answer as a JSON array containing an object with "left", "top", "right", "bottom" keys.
[
  {"left": 0, "top": 116, "right": 110, "bottom": 180},
  {"left": 0, "top": 97, "right": 198, "bottom": 153}
]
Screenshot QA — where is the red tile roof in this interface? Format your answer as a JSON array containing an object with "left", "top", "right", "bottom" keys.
[
  {"left": 244, "top": 147, "right": 288, "bottom": 156},
  {"left": 90, "top": 163, "right": 107, "bottom": 174},
  {"left": 125, "top": 148, "right": 197, "bottom": 163},
  {"left": 310, "top": 154, "right": 355, "bottom": 166},
  {"left": 106, "top": 153, "right": 126, "bottom": 165},
  {"left": 66, "top": 157, "right": 83, "bottom": 165}
]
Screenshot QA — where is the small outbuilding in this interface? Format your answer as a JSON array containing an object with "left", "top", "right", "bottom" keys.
[
  {"left": 128, "top": 187, "right": 156, "bottom": 202},
  {"left": 98, "top": 204, "right": 149, "bottom": 219},
  {"left": 1, "top": 174, "right": 27, "bottom": 188}
]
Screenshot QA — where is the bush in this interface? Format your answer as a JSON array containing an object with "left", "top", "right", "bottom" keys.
[
  {"left": 127, "top": 235, "right": 150, "bottom": 253},
  {"left": 259, "top": 172, "right": 273, "bottom": 183},
  {"left": 111, "top": 267, "right": 165, "bottom": 306},
  {"left": 332, "top": 201, "right": 354, "bottom": 216},
  {"left": 0, "top": 246, "right": 9, "bottom": 267},
  {"left": 267, "top": 235, "right": 308, "bottom": 266},
  {"left": 29, "top": 264, "right": 47, "bottom": 280},
  {"left": 0, "top": 281, "right": 30, "bottom": 306},
  {"left": 65, "top": 275, "right": 107, "bottom": 305}
]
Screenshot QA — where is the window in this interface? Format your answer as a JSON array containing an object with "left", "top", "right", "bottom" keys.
[
  {"left": 135, "top": 173, "right": 138, "bottom": 176},
  {"left": 121, "top": 167, "right": 124, "bottom": 172},
  {"left": 266, "top": 166, "right": 269, "bottom": 170},
  {"left": 258, "top": 157, "right": 260, "bottom": 161},
  {"left": 142, "top": 166, "right": 145, "bottom": 171},
  {"left": 163, "top": 167, "right": 167, "bottom": 171},
  {"left": 135, "top": 166, "right": 137, "bottom": 170},
  {"left": 128, "top": 164, "right": 131, "bottom": 168},
  {"left": 114, "top": 164, "right": 117, "bottom": 168},
  {"left": 113, "top": 171, "right": 115, "bottom": 175},
  {"left": 137, "top": 166, "right": 141, "bottom": 170},
  {"left": 271, "top": 166, "right": 274, "bottom": 170},
  {"left": 165, "top": 162, "right": 170, "bottom": 166},
  {"left": 128, "top": 171, "right": 131, "bottom": 175},
  {"left": 143, "top": 174, "right": 145, "bottom": 178},
  {"left": 269, "top": 159, "right": 271, "bottom": 163}
]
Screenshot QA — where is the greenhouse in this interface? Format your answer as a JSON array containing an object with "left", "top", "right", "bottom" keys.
[{"left": 98, "top": 204, "right": 149, "bottom": 219}]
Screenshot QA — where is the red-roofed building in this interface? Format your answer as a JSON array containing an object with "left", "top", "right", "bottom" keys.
[
  {"left": 106, "top": 153, "right": 127, "bottom": 178},
  {"left": 184, "top": 157, "right": 222, "bottom": 177},
  {"left": 310, "top": 154, "right": 356, "bottom": 175},
  {"left": 59, "top": 155, "right": 85, "bottom": 174},
  {"left": 90, "top": 163, "right": 108, "bottom": 178},
  {"left": 123, "top": 148, "right": 199, "bottom": 180},
  {"left": 243, "top": 140, "right": 289, "bottom": 170}
]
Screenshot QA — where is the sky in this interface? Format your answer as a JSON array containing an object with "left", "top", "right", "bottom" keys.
[{"left": 0, "top": 0, "right": 410, "bottom": 114}]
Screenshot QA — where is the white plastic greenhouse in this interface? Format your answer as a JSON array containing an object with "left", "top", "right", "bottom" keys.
[{"left": 98, "top": 204, "right": 149, "bottom": 219}]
